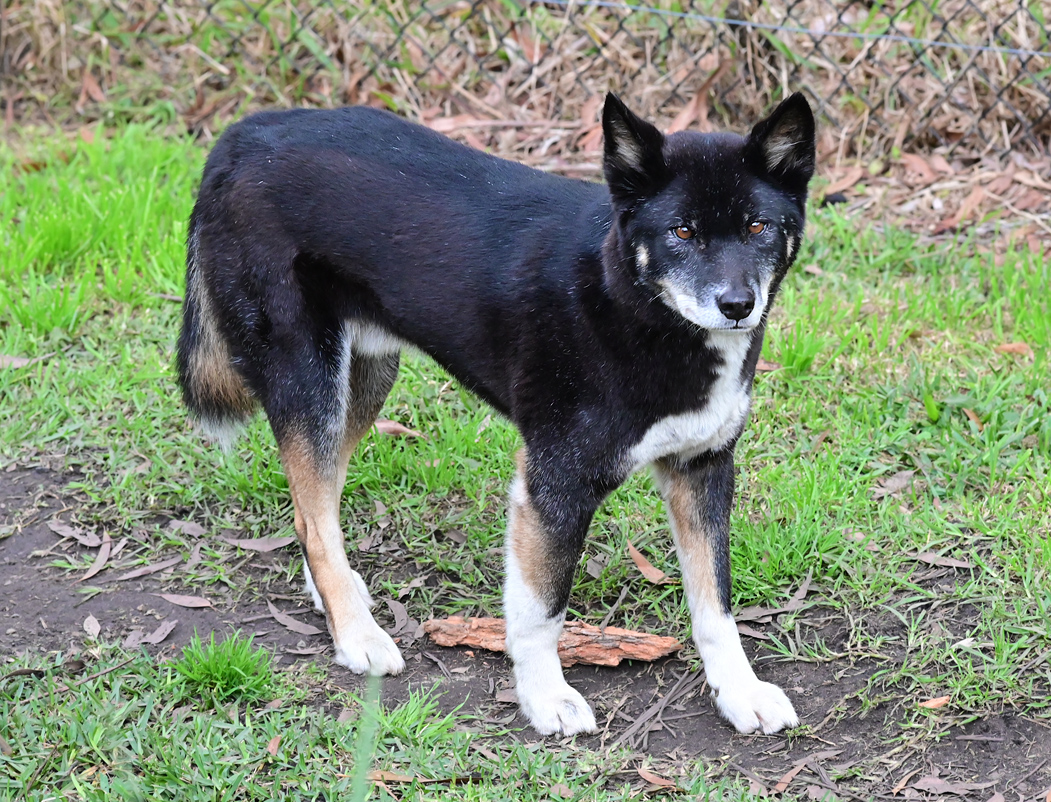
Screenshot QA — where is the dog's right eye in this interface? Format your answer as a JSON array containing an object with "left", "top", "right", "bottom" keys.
[{"left": 672, "top": 225, "right": 695, "bottom": 240}]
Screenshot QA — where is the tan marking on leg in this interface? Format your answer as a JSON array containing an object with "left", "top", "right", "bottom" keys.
[
  {"left": 281, "top": 436, "right": 350, "bottom": 629},
  {"left": 507, "top": 452, "right": 550, "bottom": 603},
  {"left": 661, "top": 469, "right": 719, "bottom": 609},
  {"left": 655, "top": 462, "right": 798, "bottom": 734}
]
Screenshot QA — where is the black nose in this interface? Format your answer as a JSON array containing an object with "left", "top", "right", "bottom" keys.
[{"left": 717, "top": 288, "right": 756, "bottom": 322}]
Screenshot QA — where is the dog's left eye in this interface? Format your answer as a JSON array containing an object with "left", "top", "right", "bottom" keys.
[
  {"left": 748, "top": 221, "right": 766, "bottom": 235},
  {"left": 673, "top": 225, "right": 695, "bottom": 240}
]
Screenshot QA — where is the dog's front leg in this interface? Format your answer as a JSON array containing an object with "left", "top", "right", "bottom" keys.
[
  {"left": 655, "top": 451, "right": 798, "bottom": 734},
  {"left": 504, "top": 453, "right": 598, "bottom": 737}
]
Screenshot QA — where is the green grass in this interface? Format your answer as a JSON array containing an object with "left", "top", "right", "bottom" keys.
[
  {"left": 172, "top": 632, "right": 278, "bottom": 709},
  {"left": 1, "top": 127, "right": 1050, "bottom": 797}
]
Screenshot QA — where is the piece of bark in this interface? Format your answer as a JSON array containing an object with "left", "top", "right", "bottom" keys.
[{"left": 423, "top": 616, "right": 681, "bottom": 667}]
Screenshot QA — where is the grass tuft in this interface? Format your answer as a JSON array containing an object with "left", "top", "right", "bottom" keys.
[{"left": 171, "top": 630, "right": 276, "bottom": 708}]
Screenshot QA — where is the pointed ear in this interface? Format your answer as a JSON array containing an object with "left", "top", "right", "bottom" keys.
[
  {"left": 748, "top": 93, "right": 816, "bottom": 190},
  {"left": 602, "top": 93, "right": 666, "bottom": 203}
]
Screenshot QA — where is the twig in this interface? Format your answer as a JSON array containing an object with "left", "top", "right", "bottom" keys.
[
  {"left": 20, "top": 743, "right": 59, "bottom": 801},
  {"left": 25, "top": 656, "right": 137, "bottom": 704},
  {"left": 611, "top": 670, "right": 703, "bottom": 749},
  {"left": 599, "top": 586, "right": 629, "bottom": 632}
]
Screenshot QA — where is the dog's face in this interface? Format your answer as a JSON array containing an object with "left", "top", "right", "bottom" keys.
[{"left": 602, "top": 93, "right": 816, "bottom": 332}]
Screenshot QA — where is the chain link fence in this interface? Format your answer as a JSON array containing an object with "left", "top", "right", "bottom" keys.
[{"left": 3, "top": 0, "right": 1049, "bottom": 161}]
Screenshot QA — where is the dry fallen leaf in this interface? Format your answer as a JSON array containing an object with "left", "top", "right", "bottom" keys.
[
  {"left": 773, "top": 760, "right": 808, "bottom": 793},
  {"left": 891, "top": 768, "right": 921, "bottom": 795},
  {"left": 962, "top": 408, "right": 984, "bottom": 431},
  {"left": 142, "top": 620, "right": 178, "bottom": 645},
  {"left": 637, "top": 767, "right": 679, "bottom": 789},
  {"left": 994, "top": 342, "right": 1034, "bottom": 357},
  {"left": 83, "top": 614, "right": 101, "bottom": 639},
  {"left": 386, "top": 599, "right": 409, "bottom": 636},
  {"left": 153, "top": 593, "right": 212, "bottom": 609},
  {"left": 114, "top": 556, "right": 182, "bottom": 581},
  {"left": 267, "top": 600, "right": 323, "bottom": 636},
  {"left": 220, "top": 535, "right": 296, "bottom": 552},
  {"left": 736, "top": 623, "right": 769, "bottom": 640},
  {"left": 266, "top": 735, "right": 281, "bottom": 756},
  {"left": 48, "top": 519, "right": 102, "bottom": 548},
  {"left": 756, "top": 358, "right": 781, "bottom": 372},
  {"left": 0, "top": 352, "right": 54, "bottom": 369},
  {"left": 627, "top": 541, "right": 670, "bottom": 584},
  {"left": 823, "top": 165, "right": 865, "bottom": 197},
  {"left": 168, "top": 519, "right": 206, "bottom": 537},
  {"left": 918, "top": 695, "right": 951, "bottom": 709},
  {"left": 77, "top": 532, "right": 112, "bottom": 582},
  {"left": 933, "top": 185, "right": 984, "bottom": 233},
  {"left": 872, "top": 470, "right": 915, "bottom": 499},
  {"left": 374, "top": 419, "right": 426, "bottom": 438},
  {"left": 928, "top": 153, "right": 954, "bottom": 174},
  {"left": 424, "top": 616, "right": 681, "bottom": 667},
  {"left": 914, "top": 552, "right": 973, "bottom": 570},
  {"left": 899, "top": 153, "right": 937, "bottom": 184}
]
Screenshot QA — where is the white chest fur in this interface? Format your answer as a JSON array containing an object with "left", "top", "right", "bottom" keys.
[{"left": 628, "top": 331, "right": 753, "bottom": 470}]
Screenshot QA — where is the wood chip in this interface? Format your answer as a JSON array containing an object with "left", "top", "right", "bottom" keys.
[
  {"left": 756, "top": 358, "right": 782, "bottom": 372},
  {"left": 423, "top": 616, "right": 680, "bottom": 667}
]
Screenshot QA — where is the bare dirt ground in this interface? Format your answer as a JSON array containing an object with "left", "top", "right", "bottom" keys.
[{"left": 2, "top": 466, "right": 1049, "bottom": 799}]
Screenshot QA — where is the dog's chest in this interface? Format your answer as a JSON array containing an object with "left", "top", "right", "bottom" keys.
[{"left": 627, "top": 333, "right": 752, "bottom": 469}]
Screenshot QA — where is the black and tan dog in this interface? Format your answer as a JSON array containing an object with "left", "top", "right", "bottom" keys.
[{"left": 177, "top": 92, "right": 815, "bottom": 736}]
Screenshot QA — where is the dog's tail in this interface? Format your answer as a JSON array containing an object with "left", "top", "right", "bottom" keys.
[{"left": 176, "top": 211, "right": 257, "bottom": 448}]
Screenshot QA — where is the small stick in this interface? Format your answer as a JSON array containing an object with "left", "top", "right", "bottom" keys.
[{"left": 25, "top": 656, "right": 137, "bottom": 705}]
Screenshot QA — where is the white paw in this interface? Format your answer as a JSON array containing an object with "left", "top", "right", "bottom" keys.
[
  {"left": 518, "top": 682, "right": 598, "bottom": 736},
  {"left": 333, "top": 625, "right": 405, "bottom": 676},
  {"left": 302, "top": 563, "right": 324, "bottom": 612},
  {"left": 349, "top": 570, "right": 376, "bottom": 609},
  {"left": 714, "top": 679, "right": 799, "bottom": 734}
]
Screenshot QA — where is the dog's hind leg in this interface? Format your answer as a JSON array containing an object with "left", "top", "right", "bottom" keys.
[
  {"left": 654, "top": 451, "right": 798, "bottom": 734},
  {"left": 275, "top": 338, "right": 402, "bottom": 676},
  {"left": 504, "top": 451, "right": 600, "bottom": 736}
]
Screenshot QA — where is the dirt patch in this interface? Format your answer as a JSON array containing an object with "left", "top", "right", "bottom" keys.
[{"left": 2, "top": 467, "right": 1050, "bottom": 798}]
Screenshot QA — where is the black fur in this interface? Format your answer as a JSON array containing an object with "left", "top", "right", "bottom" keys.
[{"left": 178, "top": 93, "right": 816, "bottom": 619}]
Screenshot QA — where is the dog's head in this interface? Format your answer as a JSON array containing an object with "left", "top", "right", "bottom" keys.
[{"left": 602, "top": 92, "right": 815, "bottom": 332}]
